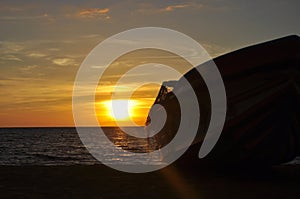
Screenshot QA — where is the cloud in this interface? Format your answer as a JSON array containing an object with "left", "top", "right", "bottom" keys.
[
  {"left": 0, "top": 14, "right": 53, "bottom": 22},
  {"left": 19, "top": 65, "right": 38, "bottom": 72},
  {"left": 160, "top": 3, "right": 203, "bottom": 12},
  {"left": 48, "top": 48, "right": 60, "bottom": 52},
  {"left": 77, "top": 8, "right": 110, "bottom": 20},
  {"left": 134, "top": 2, "right": 203, "bottom": 15},
  {"left": 0, "top": 55, "right": 22, "bottom": 62},
  {"left": 27, "top": 52, "right": 47, "bottom": 58},
  {"left": 163, "top": 4, "right": 189, "bottom": 12},
  {"left": 52, "top": 58, "right": 76, "bottom": 66},
  {"left": 80, "top": 34, "right": 102, "bottom": 39},
  {"left": 0, "top": 41, "right": 25, "bottom": 53},
  {"left": 0, "top": 6, "right": 23, "bottom": 12},
  {"left": 201, "top": 42, "right": 232, "bottom": 58}
]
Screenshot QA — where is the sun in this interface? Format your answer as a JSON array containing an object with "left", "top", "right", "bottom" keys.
[
  {"left": 102, "top": 99, "right": 137, "bottom": 121},
  {"left": 96, "top": 98, "right": 155, "bottom": 126}
]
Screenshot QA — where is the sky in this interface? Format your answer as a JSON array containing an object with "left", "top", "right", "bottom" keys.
[{"left": 0, "top": 0, "right": 299, "bottom": 127}]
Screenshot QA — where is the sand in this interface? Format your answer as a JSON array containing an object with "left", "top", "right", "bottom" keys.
[{"left": 0, "top": 164, "right": 299, "bottom": 199}]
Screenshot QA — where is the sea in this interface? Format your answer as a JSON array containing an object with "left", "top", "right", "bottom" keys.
[
  {"left": 0, "top": 127, "right": 154, "bottom": 166},
  {"left": 0, "top": 127, "right": 299, "bottom": 166}
]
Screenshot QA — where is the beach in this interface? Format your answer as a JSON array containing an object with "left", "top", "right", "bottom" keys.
[
  {"left": 1, "top": 128, "right": 299, "bottom": 198},
  {"left": 1, "top": 164, "right": 300, "bottom": 199}
]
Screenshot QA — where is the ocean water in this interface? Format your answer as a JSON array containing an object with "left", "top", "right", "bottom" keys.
[
  {"left": 0, "top": 127, "right": 154, "bottom": 166},
  {"left": 0, "top": 127, "right": 299, "bottom": 166},
  {"left": 0, "top": 127, "right": 96, "bottom": 166}
]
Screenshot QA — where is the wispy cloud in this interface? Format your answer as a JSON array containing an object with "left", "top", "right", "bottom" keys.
[
  {"left": 0, "top": 41, "right": 25, "bottom": 53},
  {"left": 0, "top": 13, "right": 53, "bottom": 22},
  {"left": 134, "top": 2, "right": 203, "bottom": 15},
  {"left": 52, "top": 58, "right": 76, "bottom": 66},
  {"left": 80, "top": 34, "right": 102, "bottom": 39},
  {"left": 19, "top": 65, "right": 38, "bottom": 72},
  {"left": 163, "top": 4, "right": 190, "bottom": 12},
  {"left": 77, "top": 8, "right": 110, "bottom": 20},
  {"left": 0, "top": 54, "right": 22, "bottom": 62},
  {"left": 0, "top": 6, "right": 23, "bottom": 12},
  {"left": 161, "top": 3, "right": 203, "bottom": 12},
  {"left": 27, "top": 52, "right": 47, "bottom": 58}
]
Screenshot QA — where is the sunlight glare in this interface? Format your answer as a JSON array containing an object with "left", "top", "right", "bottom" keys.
[{"left": 103, "top": 99, "right": 137, "bottom": 121}]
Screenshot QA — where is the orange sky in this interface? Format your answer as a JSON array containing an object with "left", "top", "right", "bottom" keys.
[{"left": 0, "top": 0, "right": 298, "bottom": 127}]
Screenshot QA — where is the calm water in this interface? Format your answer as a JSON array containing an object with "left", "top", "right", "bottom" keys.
[
  {"left": 0, "top": 127, "right": 155, "bottom": 166},
  {"left": 0, "top": 127, "right": 299, "bottom": 166},
  {"left": 0, "top": 127, "right": 96, "bottom": 165}
]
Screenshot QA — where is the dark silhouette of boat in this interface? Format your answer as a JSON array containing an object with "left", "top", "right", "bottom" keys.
[{"left": 145, "top": 35, "right": 300, "bottom": 167}]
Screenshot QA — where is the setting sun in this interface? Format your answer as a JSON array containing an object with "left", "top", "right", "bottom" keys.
[
  {"left": 102, "top": 99, "right": 137, "bottom": 121},
  {"left": 96, "top": 98, "right": 155, "bottom": 126}
]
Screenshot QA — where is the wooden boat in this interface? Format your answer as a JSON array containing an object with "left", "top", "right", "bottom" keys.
[{"left": 145, "top": 35, "right": 300, "bottom": 167}]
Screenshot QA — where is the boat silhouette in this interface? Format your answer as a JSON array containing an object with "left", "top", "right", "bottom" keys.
[{"left": 145, "top": 35, "right": 300, "bottom": 167}]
